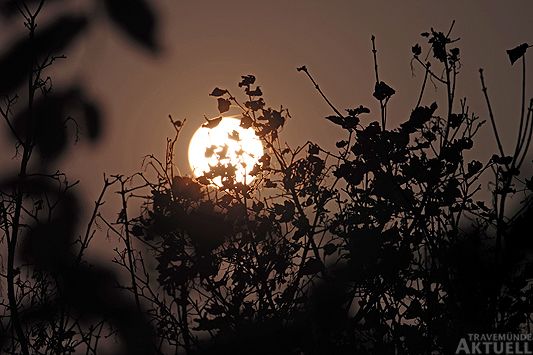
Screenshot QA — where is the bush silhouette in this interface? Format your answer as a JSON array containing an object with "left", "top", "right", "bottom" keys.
[
  {"left": 103, "top": 25, "right": 533, "bottom": 354},
  {"left": 1, "top": 2, "right": 533, "bottom": 354},
  {"left": 0, "top": 0, "right": 159, "bottom": 354}
]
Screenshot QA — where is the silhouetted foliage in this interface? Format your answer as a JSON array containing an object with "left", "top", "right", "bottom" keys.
[
  {"left": 103, "top": 0, "right": 159, "bottom": 51},
  {"left": 0, "top": 0, "right": 160, "bottom": 353},
  {"left": 2, "top": 2, "right": 533, "bottom": 354},
  {"left": 100, "top": 22, "right": 533, "bottom": 355}
]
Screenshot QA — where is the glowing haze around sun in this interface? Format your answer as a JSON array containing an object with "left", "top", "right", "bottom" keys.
[{"left": 188, "top": 117, "right": 264, "bottom": 186}]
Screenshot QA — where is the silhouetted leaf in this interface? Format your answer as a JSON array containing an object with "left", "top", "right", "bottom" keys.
[
  {"left": 104, "top": 0, "right": 158, "bottom": 51},
  {"left": 240, "top": 114, "right": 253, "bottom": 129},
  {"left": 210, "top": 87, "right": 227, "bottom": 97},
  {"left": 264, "top": 180, "right": 277, "bottom": 188},
  {"left": 449, "top": 113, "right": 464, "bottom": 128},
  {"left": 80, "top": 100, "right": 102, "bottom": 140},
  {"left": 308, "top": 144, "right": 320, "bottom": 155},
  {"left": 507, "top": 43, "right": 529, "bottom": 65},
  {"left": 373, "top": 81, "right": 395, "bottom": 101},
  {"left": 325, "top": 115, "right": 359, "bottom": 130},
  {"left": 326, "top": 116, "right": 343, "bottom": 126},
  {"left": 0, "top": 15, "right": 88, "bottom": 95},
  {"left": 238, "top": 75, "right": 256, "bottom": 87},
  {"left": 245, "top": 99, "right": 264, "bottom": 111},
  {"left": 412, "top": 44, "right": 422, "bottom": 56},
  {"left": 404, "top": 299, "right": 422, "bottom": 320},
  {"left": 491, "top": 154, "right": 513, "bottom": 165},
  {"left": 291, "top": 228, "right": 307, "bottom": 241},
  {"left": 12, "top": 87, "right": 100, "bottom": 159},
  {"left": 401, "top": 102, "right": 438, "bottom": 133},
  {"left": 205, "top": 145, "right": 217, "bottom": 157},
  {"left": 227, "top": 130, "right": 239, "bottom": 141},
  {"left": 346, "top": 105, "right": 370, "bottom": 117},
  {"left": 323, "top": 243, "right": 337, "bottom": 256},
  {"left": 197, "top": 175, "right": 210, "bottom": 185},
  {"left": 203, "top": 116, "right": 222, "bottom": 128},
  {"left": 467, "top": 160, "right": 483, "bottom": 177},
  {"left": 300, "top": 258, "right": 324, "bottom": 275},
  {"left": 336, "top": 140, "right": 348, "bottom": 148},
  {"left": 245, "top": 86, "right": 262, "bottom": 97},
  {"left": 252, "top": 201, "right": 264, "bottom": 213},
  {"left": 450, "top": 47, "right": 460, "bottom": 61},
  {"left": 527, "top": 178, "right": 533, "bottom": 191},
  {"left": 131, "top": 225, "right": 144, "bottom": 237},
  {"left": 217, "top": 98, "right": 231, "bottom": 113},
  {"left": 172, "top": 176, "right": 202, "bottom": 200}
]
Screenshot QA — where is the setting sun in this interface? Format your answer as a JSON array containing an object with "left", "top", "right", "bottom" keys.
[{"left": 188, "top": 117, "right": 264, "bottom": 186}]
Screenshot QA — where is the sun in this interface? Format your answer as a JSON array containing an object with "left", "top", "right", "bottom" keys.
[{"left": 188, "top": 117, "right": 264, "bottom": 186}]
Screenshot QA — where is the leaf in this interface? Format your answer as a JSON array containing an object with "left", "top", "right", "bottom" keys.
[
  {"left": 131, "top": 225, "right": 144, "bottom": 237},
  {"left": 252, "top": 201, "right": 264, "bottom": 213},
  {"left": 412, "top": 44, "right": 422, "bottom": 56},
  {"left": 467, "top": 160, "right": 483, "bottom": 177},
  {"left": 325, "top": 116, "right": 344, "bottom": 126},
  {"left": 217, "top": 98, "right": 231, "bottom": 113},
  {"left": 292, "top": 228, "right": 307, "bottom": 241},
  {"left": 300, "top": 258, "right": 324, "bottom": 275},
  {"left": 323, "top": 243, "right": 337, "bottom": 256},
  {"left": 202, "top": 116, "right": 222, "bottom": 129},
  {"left": 373, "top": 81, "right": 396, "bottom": 101},
  {"left": 104, "top": 0, "right": 158, "bottom": 51},
  {"left": 448, "top": 113, "right": 464, "bottom": 128},
  {"left": 401, "top": 102, "right": 438, "bottom": 133},
  {"left": 240, "top": 114, "right": 253, "bottom": 129},
  {"left": 507, "top": 43, "right": 529, "bottom": 65},
  {"left": 245, "top": 86, "right": 262, "bottom": 96},
  {"left": 197, "top": 175, "right": 210, "bottom": 185},
  {"left": 12, "top": 87, "right": 100, "bottom": 160},
  {"left": 308, "top": 144, "right": 320, "bottom": 155},
  {"left": 238, "top": 74, "right": 256, "bottom": 87},
  {"left": 0, "top": 16, "right": 88, "bottom": 95},
  {"left": 210, "top": 87, "right": 227, "bottom": 97},
  {"left": 81, "top": 100, "right": 101, "bottom": 140},
  {"left": 336, "top": 140, "right": 348, "bottom": 148},
  {"left": 264, "top": 179, "right": 277, "bottom": 188},
  {"left": 403, "top": 299, "right": 422, "bottom": 320},
  {"left": 491, "top": 154, "right": 513, "bottom": 165},
  {"left": 526, "top": 178, "right": 533, "bottom": 191},
  {"left": 245, "top": 99, "right": 265, "bottom": 111},
  {"left": 346, "top": 105, "right": 370, "bottom": 117},
  {"left": 450, "top": 47, "right": 460, "bottom": 58},
  {"left": 228, "top": 130, "right": 240, "bottom": 141},
  {"left": 204, "top": 145, "right": 217, "bottom": 157}
]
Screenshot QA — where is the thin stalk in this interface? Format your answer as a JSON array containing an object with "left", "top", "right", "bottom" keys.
[
  {"left": 119, "top": 178, "right": 141, "bottom": 312},
  {"left": 479, "top": 69, "right": 506, "bottom": 159},
  {"left": 514, "top": 55, "right": 528, "bottom": 166},
  {"left": 297, "top": 66, "right": 345, "bottom": 119},
  {"left": 371, "top": 35, "right": 387, "bottom": 129}
]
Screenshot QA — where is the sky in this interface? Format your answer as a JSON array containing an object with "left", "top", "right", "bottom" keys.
[{"left": 2, "top": 0, "right": 533, "bottom": 227}]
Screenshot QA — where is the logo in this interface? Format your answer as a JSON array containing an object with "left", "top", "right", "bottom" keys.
[{"left": 456, "top": 334, "right": 533, "bottom": 354}]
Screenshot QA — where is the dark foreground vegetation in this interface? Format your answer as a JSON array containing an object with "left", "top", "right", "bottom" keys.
[{"left": 1, "top": 1, "right": 532, "bottom": 354}]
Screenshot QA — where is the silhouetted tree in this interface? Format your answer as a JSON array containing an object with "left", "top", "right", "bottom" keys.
[
  {"left": 0, "top": 0, "right": 160, "bottom": 353},
  {"left": 102, "top": 24, "right": 533, "bottom": 355}
]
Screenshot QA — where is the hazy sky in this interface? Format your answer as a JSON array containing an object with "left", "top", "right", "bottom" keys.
[{"left": 2, "top": 0, "right": 533, "bottom": 217}]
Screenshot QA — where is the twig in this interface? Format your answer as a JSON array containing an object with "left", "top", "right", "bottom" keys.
[
  {"left": 296, "top": 66, "right": 345, "bottom": 119},
  {"left": 479, "top": 69, "right": 506, "bottom": 159}
]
